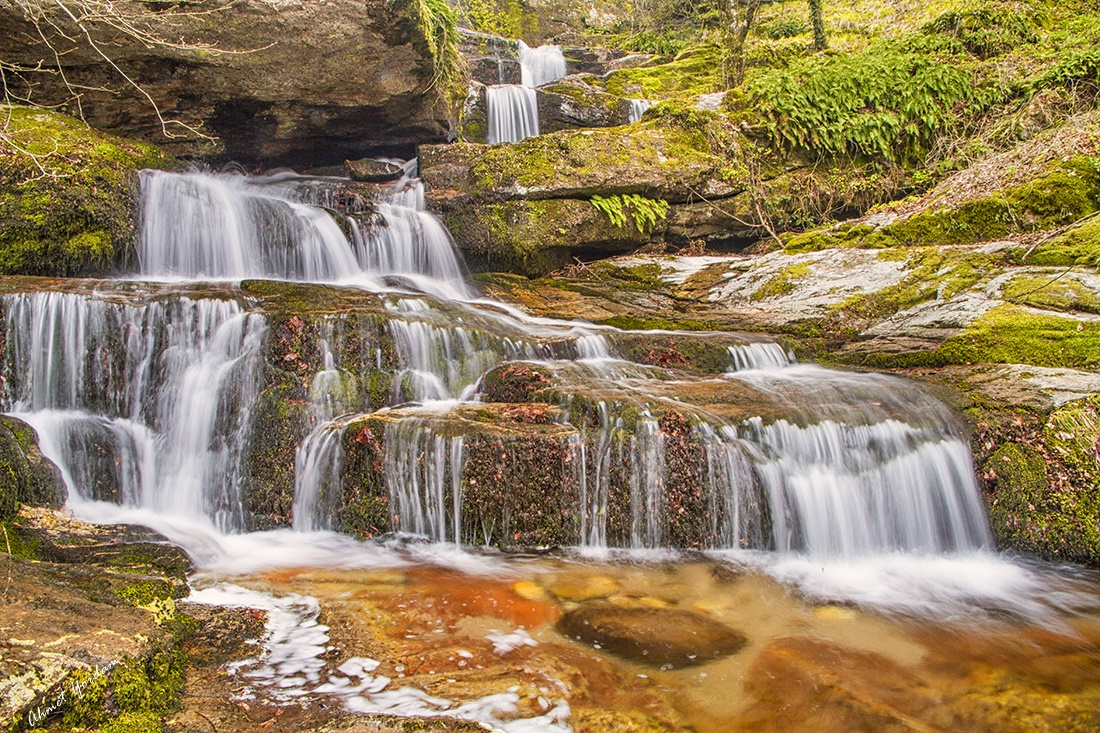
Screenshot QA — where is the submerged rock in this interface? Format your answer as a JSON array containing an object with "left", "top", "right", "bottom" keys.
[{"left": 557, "top": 604, "right": 748, "bottom": 668}]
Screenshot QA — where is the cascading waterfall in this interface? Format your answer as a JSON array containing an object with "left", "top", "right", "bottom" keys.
[
  {"left": 628, "top": 99, "right": 655, "bottom": 123},
  {"left": 2, "top": 291, "right": 265, "bottom": 531},
  {"left": 727, "top": 342, "right": 793, "bottom": 371},
  {"left": 138, "top": 168, "right": 471, "bottom": 298},
  {"left": 518, "top": 41, "right": 568, "bottom": 88},
  {"left": 484, "top": 41, "right": 566, "bottom": 144},
  {"left": 292, "top": 421, "right": 348, "bottom": 533},
  {"left": 485, "top": 85, "right": 539, "bottom": 144},
  {"left": 1, "top": 165, "right": 996, "bottom": 563},
  {"left": 383, "top": 420, "right": 466, "bottom": 543}
]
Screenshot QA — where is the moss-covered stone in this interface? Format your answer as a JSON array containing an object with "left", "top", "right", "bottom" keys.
[
  {"left": 443, "top": 198, "right": 661, "bottom": 276},
  {"left": 421, "top": 110, "right": 745, "bottom": 204},
  {"left": 790, "top": 157, "right": 1100, "bottom": 252},
  {"left": 751, "top": 261, "right": 812, "bottom": 301},
  {"left": 597, "top": 45, "right": 722, "bottom": 100},
  {"left": 0, "top": 106, "right": 177, "bottom": 277},
  {"left": 985, "top": 434, "right": 1100, "bottom": 565},
  {"left": 0, "top": 415, "right": 66, "bottom": 520},
  {"left": 1002, "top": 273, "right": 1100, "bottom": 313}
]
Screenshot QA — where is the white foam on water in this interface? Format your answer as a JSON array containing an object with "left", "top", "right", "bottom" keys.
[{"left": 189, "top": 581, "right": 571, "bottom": 731}]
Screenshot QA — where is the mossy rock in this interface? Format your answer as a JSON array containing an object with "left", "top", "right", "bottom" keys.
[
  {"left": 0, "top": 106, "right": 177, "bottom": 277},
  {"left": 442, "top": 198, "right": 661, "bottom": 277},
  {"left": 0, "top": 415, "right": 66, "bottom": 520},
  {"left": 788, "top": 157, "right": 1100, "bottom": 252},
  {"left": 985, "top": 440, "right": 1100, "bottom": 564},
  {"left": 421, "top": 110, "right": 745, "bottom": 205}
]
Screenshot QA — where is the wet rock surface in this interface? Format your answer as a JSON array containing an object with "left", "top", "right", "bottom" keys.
[{"left": 557, "top": 604, "right": 748, "bottom": 668}]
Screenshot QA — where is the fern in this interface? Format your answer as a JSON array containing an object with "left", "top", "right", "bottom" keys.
[
  {"left": 415, "top": 0, "right": 468, "bottom": 108},
  {"left": 742, "top": 44, "right": 995, "bottom": 163},
  {"left": 1032, "top": 48, "right": 1100, "bottom": 91},
  {"left": 591, "top": 195, "right": 670, "bottom": 233}
]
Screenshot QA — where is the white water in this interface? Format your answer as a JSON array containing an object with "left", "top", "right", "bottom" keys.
[
  {"left": 486, "top": 85, "right": 540, "bottom": 144},
  {"left": 483, "top": 41, "right": 566, "bottom": 145},
  {"left": 3, "top": 292, "right": 265, "bottom": 531},
  {"left": 138, "top": 169, "right": 471, "bottom": 299},
  {"left": 727, "top": 342, "right": 793, "bottom": 371},
  {"left": 627, "top": 98, "right": 655, "bottom": 123},
  {"left": 517, "top": 41, "right": 567, "bottom": 88}
]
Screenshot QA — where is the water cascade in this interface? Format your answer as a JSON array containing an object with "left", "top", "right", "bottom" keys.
[
  {"left": 485, "top": 85, "right": 540, "bottom": 144},
  {"left": 628, "top": 98, "right": 655, "bottom": 123},
  {"left": 138, "top": 168, "right": 471, "bottom": 298},
  {"left": 518, "top": 41, "right": 568, "bottom": 88},
  {"left": 484, "top": 41, "right": 567, "bottom": 144},
  {"left": 2, "top": 291, "right": 266, "bottom": 531},
  {"left": 2, "top": 167, "right": 996, "bottom": 558}
]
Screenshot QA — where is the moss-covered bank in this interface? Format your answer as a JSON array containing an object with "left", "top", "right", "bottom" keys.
[{"left": 0, "top": 106, "right": 176, "bottom": 277}]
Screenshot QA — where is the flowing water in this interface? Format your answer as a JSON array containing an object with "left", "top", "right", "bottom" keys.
[
  {"left": 3, "top": 166, "right": 1100, "bottom": 730},
  {"left": 485, "top": 42, "right": 567, "bottom": 144}
]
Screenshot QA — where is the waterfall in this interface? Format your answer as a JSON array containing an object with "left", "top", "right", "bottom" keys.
[
  {"left": 727, "top": 343, "right": 793, "bottom": 372},
  {"left": 292, "top": 422, "right": 347, "bottom": 532},
  {"left": 383, "top": 420, "right": 465, "bottom": 543},
  {"left": 628, "top": 99, "right": 655, "bottom": 123},
  {"left": 138, "top": 170, "right": 360, "bottom": 281},
  {"left": 138, "top": 169, "right": 471, "bottom": 297},
  {"left": 485, "top": 85, "right": 539, "bottom": 144},
  {"left": 517, "top": 41, "right": 567, "bottom": 88},
  {"left": 483, "top": 41, "right": 565, "bottom": 145},
  {"left": 3, "top": 291, "right": 265, "bottom": 531},
  {"left": 0, "top": 164, "right": 997, "bottom": 563}
]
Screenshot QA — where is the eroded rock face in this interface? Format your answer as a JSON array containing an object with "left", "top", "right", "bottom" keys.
[
  {"left": 557, "top": 604, "right": 748, "bottom": 668},
  {"left": 0, "top": 0, "right": 459, "bottom": 167}
]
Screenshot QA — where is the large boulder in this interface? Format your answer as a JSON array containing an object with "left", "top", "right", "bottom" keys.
[{"left": 0, "top": 0, "right": 464, "bottom": 167}]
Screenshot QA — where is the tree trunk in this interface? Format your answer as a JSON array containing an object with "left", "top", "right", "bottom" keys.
[{"left": 809, "top": 0, "right": 827, "bottom": 51}]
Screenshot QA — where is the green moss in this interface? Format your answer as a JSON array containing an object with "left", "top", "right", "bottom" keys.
[
  {"left": 101, "top": 712, "right": 165, "bottom": 733},
  {"left": 0, "top": 106, "right": 176, "bottom": 277},
  {"left": 0, "top": 520, "right": 40, "bottom": 560},
  {"left": 940, "top": 305, "right": 1100, "bottom": 368},
  {"left": 986, "top": 440, "right": 1100, "bottom": 564},
  {"left": 1002, "top": 273, "right": 1100, "bottom": 313},
  {"left": 115, "top": 579, "right": 181, "bottom": 607},
  {"left": 599, "top": 45, "right": 722, "bottom": 100},
  {"left": 587, "top": 262, "right": 664, "bottom": 289},
  {"left": 865, "top": 304, "right": 1100, "bottom": 369},
  {"left": 788, "top": 157, "right": 1100, "bottom": 253},
  {"left": 1045, "top": 395, "right": 1100, "bottom": 476},
  {"left": 750, "top": 262, "right": 812, "bottom": 301},
  {"left": 1024, "top": 217, "right": 1100, "bottom": 268},
  {"left": 457, "top": 0, "right": 538, "bottom": 40},
  {"left": 834, "top": 246, "right": 1001, "bottom": 325},
  {"left": 597, "top": 315, "right": 725, "bottom": 332},
  {"left": 458, "top": 110, "right": 738, "bottom": 199}
]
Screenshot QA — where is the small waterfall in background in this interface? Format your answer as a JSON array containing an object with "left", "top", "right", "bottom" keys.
[
  {"left": 485, "top": 85, "right": 540, "bottom": 144},
  {"left": 628, "top": 98, "right": 655, "bottom": 123},
  {"left": 485, "top": 41, "right": 567, "bottom": 144},
  {"left": 518, "top": 41, "right": 568, "bottom": 87}
]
